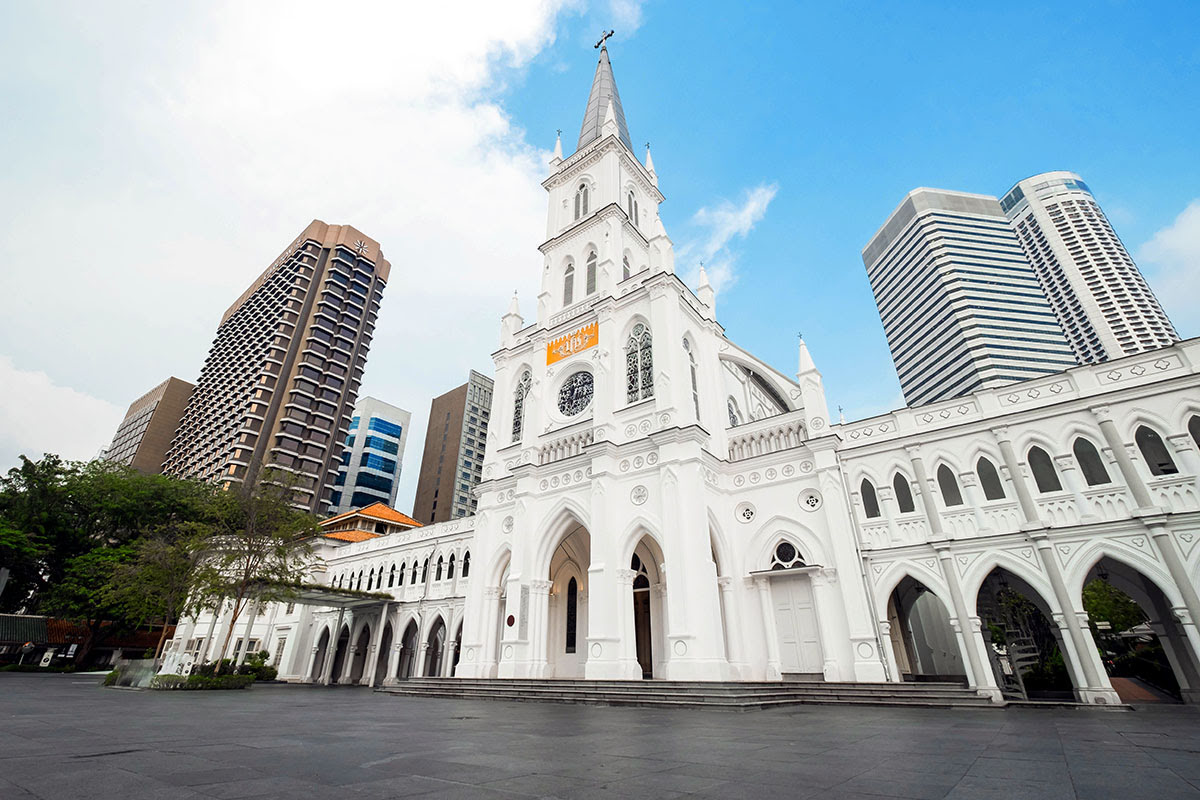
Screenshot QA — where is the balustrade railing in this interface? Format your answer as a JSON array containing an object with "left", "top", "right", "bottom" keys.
[
  {"left": 727, "top": 411, "right": 807, "bottom": 462},
  {"left": 538, "top": 427, "right": 595, "bottom": 465}
]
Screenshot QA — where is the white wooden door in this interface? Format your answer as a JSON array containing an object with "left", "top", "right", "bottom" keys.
[{"left": 772, "top": 574, "right": 823, "bottom": 674}]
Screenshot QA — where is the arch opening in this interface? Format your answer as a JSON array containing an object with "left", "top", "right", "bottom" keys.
[
  {"left": 629, "top": 534, "right": 666, "bottom": 679},
  {"left": 348, "top": 623, "right": 371, "bottom": 684},
  {"left": 547, "top": 522, "right": 590, "bottom": 678},
  {"left": 886, "top": 577, "right": 967, "bottom": 684},
  {"left": 397, "top": 620, "right": 419, "bottom": 680},
  {"left": 310, "top": 627, "right": 330, "bottom": 682},
  {"left": 424, "top": 618, "right": 447, "bottom": 677},
  {"left": 977, "top": 568, "right": 1075, "bottom": 701},
  {"left": 329, "top": 625, "right": 351, "bottom": 684}
]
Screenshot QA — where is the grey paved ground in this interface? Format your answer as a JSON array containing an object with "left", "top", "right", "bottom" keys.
[{"left": 2, "top": 674, "right": 1200, "bottom": 799}]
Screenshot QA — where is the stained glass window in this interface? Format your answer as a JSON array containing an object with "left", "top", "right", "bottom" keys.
[
  {"left": 512, "top": 370, "right": 531, "bottom": 442},
  {"left": 625, "top": 324, "right": 653, "bottom": 403},
  {"left": 558, "top": 371, "right": 594, "bottom": 416},
  {"left": 565, "top": 577, "right": 578, "bottom": 653}
]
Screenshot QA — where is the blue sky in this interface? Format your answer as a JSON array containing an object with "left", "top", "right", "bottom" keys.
[{"left": 1, "top": 1, "right": 1197, "bottom": 510}]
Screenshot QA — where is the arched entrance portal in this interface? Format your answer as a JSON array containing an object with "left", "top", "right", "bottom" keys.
[
  {"left": 548, "top": 524, "right": 590, "bottom": 678},
  {"left": 629, "top": 535, "right": 666, "bottom": 679},
  {"left": 887, "top": 577, "right": 967, "bottom": 683},
  {"left": 373, "top": 623, "right": 392, "bottom": 688},
  {"left": 424, "top": 618, "right": 446, "bottom": 677},
  {"left": 397, "top": 620, "right": 419, "bottom": 680},
  {"left": 1083, "top": 557, "right": 1200, "bottom": 703},
  {"left": 329, "top": 625, "right": 351, "bottom": 685},
  {"left": 976, "top": 568, "right": 1076, "bottom": 701},
  {"left": 349, "top": 624, "right": 371, "bottom": 684},
  {"left": 310, "top": 627, "right": 330, "bottom": 681}
]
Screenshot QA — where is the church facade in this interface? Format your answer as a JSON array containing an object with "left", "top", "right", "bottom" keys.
[{"left": 165, "top": 47, "right": 1200, "bottom": 705}]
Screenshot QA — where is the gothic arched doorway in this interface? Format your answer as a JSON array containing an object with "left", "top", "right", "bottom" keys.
[
  {"left": 349, "top": 624, "right": 371, "bottom": 684},
  {"left": 548, "top": 524, "right": 590, "bottom": 678},
  {"left": 976, "top": 567, "right": 1076, "bottom": 700},
  {"left": 329, "top": 625, "right": 351, "bottom": 685},
  {"left": 310, "top": 627, "right": 330, "bottom": 682},
  {"left": 1083, "top": 557, "right": 1198, "bottom": 703},
  {"left": 629, "top": 535, "right": 666, "bottom": 679},
  {"left": 887, "top": 576, "right": 967, "bottom": 683},
  {"left": 397, "top": 620, "right": 419, "bottom": 680},
  {"left": 424, "top": 618, "right": 446, "bottom": 677}
]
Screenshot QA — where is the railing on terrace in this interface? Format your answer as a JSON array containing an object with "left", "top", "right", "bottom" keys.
[
  {"left": 727, "top": 411, "right": 807, "bottom": 462},
  {"left": 539, "top": 427, "right": 595, "bottom": 466}
]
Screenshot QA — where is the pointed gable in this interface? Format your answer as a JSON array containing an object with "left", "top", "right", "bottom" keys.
[{"left": 577, "top": 46, "right": 633, "bottom": 153}]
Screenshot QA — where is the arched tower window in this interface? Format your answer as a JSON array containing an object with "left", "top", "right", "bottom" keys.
[
  {"left": 1189, "top": 415, "right": 1200, "bottom": 450},
  {"left": 1028, "top": 446, "right": 1062, "bottom": 493},
  {"left": 585, "top": 251, "right": 597, "bottom": 296},
  {"left": 435, "top": 556, "right": 444, "bottom": 581},
  {"left": 622, "top": 255, "right": 631, "bottom": 281},
  {"left": 565, "top": 577, "right": 578, "bottom": 654},
  {"left": 562, "top": 264, "right": 574, "bottom": 306},
  {"left": 625, "top": 323, "right": 654, "bottom": 403},
  {"left": 422, "top": 558, "right": 429, "bottom": 582},
  {"left": 398, "top": 562, "right": 406, "bottom": 587},
  {"left": 410, "top": 562, "right": 417, "bottom": 584},
  {"left": 448, "top": 553, "right": 456, "bottom": 579},
  {"left": 1135, "top": 425, "right": 1178, "bottom": 476},
  {"left": 462, "top": 551, "right": 471, "bottom": 578},
  {"left": 627, "top": 191, "right": 635, "bottom": 220},
  {"left": 574, "top": 184, "right": 588, "bottom": 220},
  {"left": 388, "top": 564, "right": 396, "bottom": 588},
  {"left": 938, "top": 465, "right": 963, "bottom": 506},
  {"left": 512, "top": 370, "right": 531, "bottom": 443},
  {"left": 1073, "top": 438, "right": 1110, "bottom": 485},
  {"left": 976, "top": 457, "right": 1006, "bottom": 500},
  {"left": 892, "top": 473, "right": 916, "bottom": 513},
  {"left": 860, "top": 479, "right": 881, "bottom": 518},
  {"left": 683, "top": 338, "right": 700, "bottom": 419},
  {"left": 368, "top": 568, "right": 375, "bottom": 590},
  {"left": 728, "top": 398, "right": 741, "bottom": 428}
]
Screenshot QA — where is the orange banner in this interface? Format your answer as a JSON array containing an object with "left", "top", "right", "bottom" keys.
[{"left": 547, "top": 321, "right": 598, "bottom": 365}]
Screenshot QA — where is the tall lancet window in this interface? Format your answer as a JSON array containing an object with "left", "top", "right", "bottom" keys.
[
  {"left": 565, "top": 577, "right": 578, "bottom": 654},
  {"left": 585, "top": 251, "right": 597, "bottom": 296},
  {"left": 512, "top": 370, "right": 531, "bottom": 442},
  {"left": 625, "top": 323, "right": 654, "bottom": 403},
  {"left": 574, "top": 184, "right": 589, "bottom": 220},
  {"left": 627, "top": 191, "right": 636, "bottom": 223},
  {"left": 684, "top": 338, "right": 700, "bottom": 419},
  {"left": 563, "top": 264, "right": 574, "bottom": 306},
  {"left": 622, "top": 255, "right": 631, "bottom": 281}
]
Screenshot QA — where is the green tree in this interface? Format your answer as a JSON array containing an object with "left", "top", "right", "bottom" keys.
[
  {"left": 190, "top": 471, "right": 317, "bottom": 673},
  {"left": 1083, "top": 578, "right": 1147, "bottom": 634},
  {"left": 41, "top": 545, "right": 135, "bottom": 657},
  {"left": 106, "top": 523, "right": 212, "bottom": 658}
]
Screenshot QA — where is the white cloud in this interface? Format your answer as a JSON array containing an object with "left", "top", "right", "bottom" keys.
[
  {"left": 0, "top": 356, "right": 124, "bottom": 465},
  {"left": 608, "top": 0, "right": 647, "bottom": 32},
  {"left": 0, "top": 1, "right": 589, "bottom": 507},
  {"left": 678, "top": 183, "right": 779, "bottom": 293},
  {"left": 1136, "top": 200, "right": 1200, "bottom": 337}
]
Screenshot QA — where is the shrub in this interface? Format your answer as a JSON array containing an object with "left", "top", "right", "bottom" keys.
[
  {"left": 236, "top": 662, "right": 277, "bottom": 681},
  {"left": 103, "top": 670, "right": 119, "bottom": 686},
  {"left": 150, "top": 673, "right": 254, "bottom": 690}
]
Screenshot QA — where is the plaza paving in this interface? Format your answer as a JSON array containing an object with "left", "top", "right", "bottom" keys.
[{"left": 2, "top": 673, "right": 1200, "bottom": 799}]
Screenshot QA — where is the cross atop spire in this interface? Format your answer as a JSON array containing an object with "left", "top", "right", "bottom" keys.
[
  {"left": 595, "top": 29, "right": 614, "bottom": 49},
  {"left": 577, "top": 35, "right": 633, "bottom": 152}
]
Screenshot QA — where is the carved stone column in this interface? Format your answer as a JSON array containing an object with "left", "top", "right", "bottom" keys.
[
  {"left": 1090, "top": 405, "right": 1156, "bottom": 509},
  {"left": 933, "top": 546, "right": 1000, "bottom": 700},
  {"left": 957, "top": 472, "right": 991, "bottom": 534},
  {"left": 1054, "top": 453, "right": 1095, "bottom": 521}
]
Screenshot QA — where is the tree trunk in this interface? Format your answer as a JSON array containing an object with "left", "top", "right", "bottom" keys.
[
  {"left": 215, "top": 597, "right": 244, "bottom": 675},
  {"left": 155, "top": 616, "right": 172, "bottom": 660}
]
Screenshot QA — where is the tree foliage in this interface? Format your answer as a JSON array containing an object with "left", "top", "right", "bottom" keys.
[{"left": 1083, "top": 578, "right": 1147, "bottom": 634}]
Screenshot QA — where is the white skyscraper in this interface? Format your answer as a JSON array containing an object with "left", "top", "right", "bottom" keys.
[
  {"left": 1000, "top": 171, "right": 1178, "bottom": 364},
  {"left": 863, "top": 188, "right": 1078, "bottom": 406}
]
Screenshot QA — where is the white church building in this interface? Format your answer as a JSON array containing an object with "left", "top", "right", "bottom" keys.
[{"left": 167, "top": 46, "right": 1200, "bottom": 706}]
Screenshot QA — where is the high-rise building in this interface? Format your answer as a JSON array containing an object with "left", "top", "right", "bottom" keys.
[
  {"left": 329, "top": 396, "right": 411, "bottom": 515},
  {"left": 163, "top": 220, "right": 389, "bottom": 513},
  {"left": 412, "top": 370, "right": 493, "bottom": 523},
  {"left": 1000, "top": 171, "right": 1179, "bottom": 364},
  {"left": 863, "top": 188, "right": 1078, "bottom": 406},
  {"left": 103, "top": 377, "right": 195, "bottom": 473}
]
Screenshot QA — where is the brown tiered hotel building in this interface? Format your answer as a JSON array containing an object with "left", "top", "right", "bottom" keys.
[{"left": 162, "top": 220, "right": 390, "bottom": 513}]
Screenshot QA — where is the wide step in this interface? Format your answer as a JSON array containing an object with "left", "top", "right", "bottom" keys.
[{"left": 377, "top": 678, "right": 997, "bottom": 710}]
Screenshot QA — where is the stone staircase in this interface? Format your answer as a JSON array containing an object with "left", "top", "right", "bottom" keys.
[{"left": 377, "top": 678, "right": 997, "bottom": 710}]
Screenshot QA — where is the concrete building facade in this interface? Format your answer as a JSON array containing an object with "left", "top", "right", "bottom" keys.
[
  {"left": 412, "top": 371, "right": 493, "bottom": 524},
  {"left": 103, "top": 376, "right": 194, "bottom": 473},
  {"left": 330, "top": 396, "right": 411, "bottom": 515},
  {"left": 163, "top": 220, "right": 390, "bottom": 513},
  {"left": 863, "top": 188, "right": 1078, "bottom": 406},
  {"left": 1001, "top": 170, "right": 1179, "bottom": 364}
]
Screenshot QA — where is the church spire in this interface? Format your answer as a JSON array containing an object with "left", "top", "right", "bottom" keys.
[{"left": 577, "top": 35, "right": 633, "bottom": 153}]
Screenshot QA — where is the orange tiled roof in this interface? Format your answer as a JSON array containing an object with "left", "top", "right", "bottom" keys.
[
  {"left": 322, "top": 501, "right": 422, "bottom": 529},
  {"left": 322, "top": 530, "right": 380, "bottom": 543}
]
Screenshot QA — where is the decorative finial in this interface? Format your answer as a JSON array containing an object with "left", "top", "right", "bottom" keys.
[
  {"left": 556, "top": 128, "right": 562, "bottom": 137},
  {"left": 644, "top": 141, "right": 650, "bottom": 150},
  {"left": 595, "top": 29, "right": 614, "bottom": 49}
]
